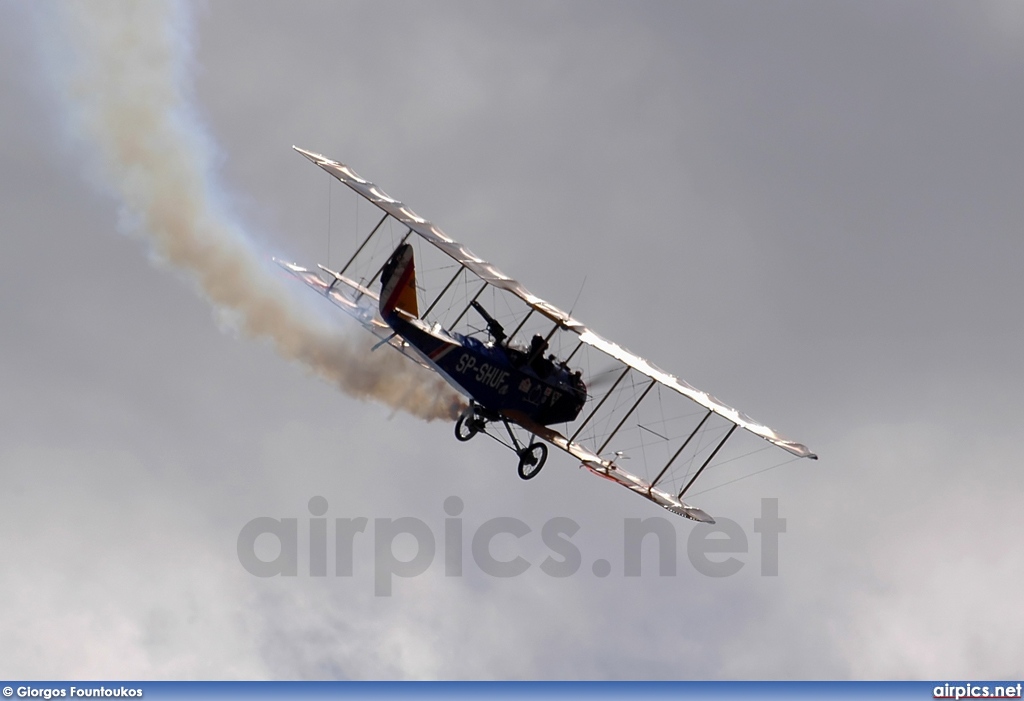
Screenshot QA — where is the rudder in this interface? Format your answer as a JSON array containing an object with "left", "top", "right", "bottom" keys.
[{"left": 379, "top": 243, "right": 419, "bottom": 318}]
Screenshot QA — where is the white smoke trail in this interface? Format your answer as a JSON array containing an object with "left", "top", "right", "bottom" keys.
[{"left": 40, "top": 1, "right": 464, "bottom": 422}]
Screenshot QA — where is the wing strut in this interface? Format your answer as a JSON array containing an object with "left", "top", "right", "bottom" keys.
[
  {"left": 650, "top": 409, "right": 712, "bottom": 489},
  {"left": 422, "top": 265, "right": 465, "bottom": 320},
  {"left": 569, "top": 366, "right": 631, "bottom": 443},
  {"left": 508, "top": 308, "right": 535, "bottom": 343},
  {"left": 564, "top": 340, "right": 584, "bottom": 364},
  {"left": 450, "top": 283, "right": 489, "bottom": 329},
  {"left": 596, "top": 379, "right": 657, "bottom": 455},
  {"left": 337, "top": 212, "right": 389, "bottom": 280},
  {"left": 678, "top": 423, "right": 738, "bottom": 499}
]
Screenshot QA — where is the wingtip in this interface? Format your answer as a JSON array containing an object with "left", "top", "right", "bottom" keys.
[
  {"left": 687, "top": 507, "right": 716, "bottom": 524},
  {"left": 273, "top": 257, "right": 308, "bottom": 274},
  {"left": 783, "top": 441, "right": 817, "bottom": 460},
  {"left": 666, "top": 503, "right": 715, "bottom": 524},
  {"left": 292, "top": 145, "right": 322, "bottom": 162}
]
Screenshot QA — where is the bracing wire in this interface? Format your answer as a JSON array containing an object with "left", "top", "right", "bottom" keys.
[
  {"left": 326, "top": 174, "right": 331, "bottom": 267},
  {"left": 685, "top": 455, "right": 802, "bottom": 498}
]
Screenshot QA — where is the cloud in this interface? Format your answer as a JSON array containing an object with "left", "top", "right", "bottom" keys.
[{"left": 0, "top": 445, "right": 266, "bottom": 679}]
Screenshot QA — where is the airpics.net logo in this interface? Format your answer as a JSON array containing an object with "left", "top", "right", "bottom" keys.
[{"left": 237, "top": 497, "right": 787, "bottom": 596}]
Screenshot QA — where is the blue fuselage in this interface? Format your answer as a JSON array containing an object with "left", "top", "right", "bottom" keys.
[{"left": 385, "top": 313, "right": 586, "bottom": 426}]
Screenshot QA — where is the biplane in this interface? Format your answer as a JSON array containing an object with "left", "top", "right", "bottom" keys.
[{"left": 278, "top": 147, "right": 816, "bottom": 524}]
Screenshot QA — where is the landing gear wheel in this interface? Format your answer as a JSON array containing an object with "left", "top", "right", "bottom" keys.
[
  {"left": 517, "top": 443, "right": 548, "bottom": 480},
  {"left": 455, "top": 408, "right": 481, "bottom": 442}
]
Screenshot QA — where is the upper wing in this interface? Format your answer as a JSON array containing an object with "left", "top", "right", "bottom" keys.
[{"left": 293, "top": 146, "right": 816, "bottom": 455}]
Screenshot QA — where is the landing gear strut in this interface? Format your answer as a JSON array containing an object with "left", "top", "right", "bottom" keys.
[{"left": 453, "top": 403, "right": 547, "bottom": 480}]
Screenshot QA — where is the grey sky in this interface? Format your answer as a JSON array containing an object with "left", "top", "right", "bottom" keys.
[{"left": 1, "top": 0, "right": 1022, "bottom": 679}]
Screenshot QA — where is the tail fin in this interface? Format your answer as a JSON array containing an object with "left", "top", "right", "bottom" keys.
[{"left": 379, "top": 243, "right": 419, "bottom": 318}]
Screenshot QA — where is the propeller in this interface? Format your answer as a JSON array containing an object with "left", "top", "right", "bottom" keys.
[{"left": 586, "top": 364, "right": 624, "bottom": 392}]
